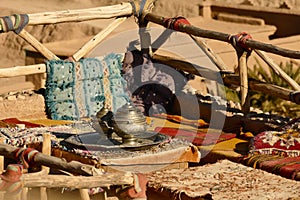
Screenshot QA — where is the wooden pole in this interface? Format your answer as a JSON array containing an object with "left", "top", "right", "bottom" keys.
[
  {"left": 40, "top": 133, "right": 51, "bottom": 200},
  {"left": 238, "top": 52, "right": 250, "bottom": 114},
  {"left": 3, "top": 3, "right": 132, "bottom": 27},
  {"left": 79, "top": 189, "right": 90, "bottom": 200},
  {"left": 190, "top": 35, "right": 229, "bottom": 72},
  {"left": 21, "top": 173, "right": 134, "bottom": 188},
  {"left": 72, "top": 17, "right": 127, "bottom": 61},
  {"left": 18, "top": 30, "right": 59, "bottom": 60},
  {"left": 152, "top": 53, "right": 300, "bottom": 104},
  {"left": 255, "top": 50, "right": 300, "bottom": 91},
  {"left": 0, "top": 144, "right": 102, "bottom": 176},
  {"left": 223, "top": 74, "right": 296, "bottom": 102},
  {"left": 143, "top": 12, "right": 300, "bottom": 59},
  {"left": 0, "top": 63, "right": 46, "bottom": 78}
]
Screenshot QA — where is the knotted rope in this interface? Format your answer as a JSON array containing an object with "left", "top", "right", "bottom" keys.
[
  {"left": 162, "top": 16, "right": 191, "bottom": 31},
  {"left": 13, "top": 148, "right": 39, "bottom": 169},
  {"left": 228, "top": 32, "right": 253, "bottom": 55},
  {"left": 0, "top": 14, "right": 29, "bottom": 34}
]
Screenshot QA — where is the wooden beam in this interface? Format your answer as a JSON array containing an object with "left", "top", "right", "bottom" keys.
[{"left": 143, "top": 12, "right": 300, "bottom": 59}]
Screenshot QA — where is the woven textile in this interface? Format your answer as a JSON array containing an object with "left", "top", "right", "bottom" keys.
[
  {"left": 249, "top": 118, "right": 300, "bottom": 157},
  {"left": 243, "top": 155, "right": 300, "bottom": 180},
  {"left": 45, "top": 53, "right": 129, "bottom": 120}
]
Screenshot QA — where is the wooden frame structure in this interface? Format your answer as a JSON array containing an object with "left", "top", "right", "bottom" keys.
[{"left": 0, "top": 0, "right": 300, "bottom": 199}]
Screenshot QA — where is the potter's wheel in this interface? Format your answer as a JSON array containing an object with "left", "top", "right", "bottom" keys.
[{"left": 60, "top": 130, "right": 170, "bottom": 151}]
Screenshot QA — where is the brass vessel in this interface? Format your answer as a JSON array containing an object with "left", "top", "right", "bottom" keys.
[{"left": 97, "top": 102, "right": 148, "bottom": 145}]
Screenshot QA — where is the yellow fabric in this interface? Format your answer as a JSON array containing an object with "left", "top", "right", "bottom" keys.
[
  {"left": 28, "top": 119, "right": 73, "bottom": 126},
  {"left": 147, "top": 116, "right": 198, "bottom": 132},
  {"left": 199, "top": 138, "right": 251, "bottom": 161}
]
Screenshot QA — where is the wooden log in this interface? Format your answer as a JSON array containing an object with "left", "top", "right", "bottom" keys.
[
  {"left": 72, "top": 17, "right": 127, "bottom": 61},
  {"left": 255, "top": 50, "right": 300, "bottom": 91},
  {"left": 18, "top": 30, "right": 59, "bottom": 60},
  {"left": 239, "top": 51, "right": 250, "bottom": 114},
  {"left": 21, "top": 173, "right": 133, "bottom": 188},
  {"left": 0, "top": 144, "right": 102, "bottom": 176},
  {"left": 18, "top": 3, "right": 132, "bottom": 26},
  {"left": 143, "top": 12, "right": 300, "bottom": 59}
]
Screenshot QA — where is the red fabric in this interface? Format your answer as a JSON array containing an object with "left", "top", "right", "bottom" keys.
[
  {"left": 14, "top": 148, "right": 39, "bottom": 169},
  {"left": 1, "top": 118, "right": 41, "bottom": 128},
  {"left": 259, "top": 156, "right": 300, "bottom": 179},
  {"left": 229, "top": 32, "right": 252, "bottom": 52},
  {"left": 119, "top": 174, "right": 147, "bottom": 199},
  {"left": 0, "top": 164, "right": 23, "bottom": 194},
  {"left": 163, "top": 16, "right": 191, "bottom": 31},
  {"left": 253, "top": 132, "right": 300, "bottom": 151},
  {"left": 154, "top": 127, "right": 236, "bottom": 146}
]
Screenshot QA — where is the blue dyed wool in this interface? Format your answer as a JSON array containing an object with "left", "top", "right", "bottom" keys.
[{"left": 45, "top": 53, "right": 129, "bottom": 120}]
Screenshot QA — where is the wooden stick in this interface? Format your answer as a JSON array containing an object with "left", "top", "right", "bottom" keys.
[
  {"left": 21, "top": 187, "right": 28, "bottom": 200},
  {"left": 7, "top": 3, "right": 132, "bottom": 27},
  {"left": 21, "top": 173, "right": 133, "bottom": 188},
  {"left": 255, "top": 50, "right": 300, "bottom": 91},
  {"left": 152, "top": 53, "right": 300, "bottom": 104},
  {"left": 40, "top": 187, "right": 47, "bottom": 200},
  {"left": 152, "top": 53, "right": 222, "bottom": 81},
  {"left": 239, "top": 52, "right": 250, "bottom": 114},
  {"left": 190, "top": 35, "right": 228, "bottom": 71},
  {"left": 72, "top": 17, "right": 127, "bottom": 61},
  {"left": 0, "top": 64, "right": 46, "bottom": 78},
  {"left": 143, "top": 12, "right": 300, "bottom": 59},
  {"left": 40, "top": 133, "right": 51, "bottom": 200},
  {"left": 223, "top": 74, "right": 296, "bottom": 102},
  {"left": 41, "top": 133, "right": 51, "bottom": 172},
  {"left": 18, "top": 30, "right": 59, "bottom": 60},
  {"left": 0, "top": 144, "right": 102, "bottom": 176},
  {"left": 0, "top": 156, "right": 3, "bottom": 172},
  {"left": 79, "top": 189, "right": 90, "bottom": 200}
]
